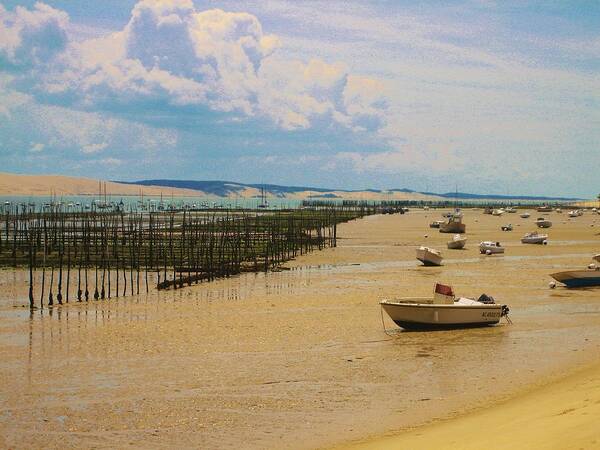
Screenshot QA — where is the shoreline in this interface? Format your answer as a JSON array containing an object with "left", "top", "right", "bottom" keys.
[{"left": 334, "top": 359, "right": 600, "bottom": 449}]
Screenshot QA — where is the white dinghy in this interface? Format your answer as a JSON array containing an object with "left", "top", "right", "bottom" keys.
[
  {"left": 521, "top": 231, "right": 548, "bottom": 244},
  {"left": 447, "top": 234, "right": 467, "bottom": 249},
  {"left": 380, "top": 283, "right": 511, "bottom": 330},
  {"left": 416, "top": 246, "right": 443, "bottom": 266}
]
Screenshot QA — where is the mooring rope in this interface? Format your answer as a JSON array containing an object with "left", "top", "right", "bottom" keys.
[{"left": 380, "top": 304, "right": 397, "bottom": 337}]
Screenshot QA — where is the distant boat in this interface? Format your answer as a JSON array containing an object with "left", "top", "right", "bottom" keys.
[
  {"left": 380, "top": 283, "right": 510, "bottom": 330},
  {"left": 537, "top": 205, "right": 553, "bottom": 212},
  {"left": 568, "top": 210, "right": 582, "bottom": 218},
  {"left": 416, "top": 246, "right": 443, "bottom": 266},
  {"left": 257, "top": 186, "right": 269, "bottom": 209},
  {"left": 521, "top": 231, "right": 548, "bottom": 244},
  {"left": 501, "top": 224, "right": 513, "bottom": 231},
  {"left": 483, "top": 207, "right": 493, "bottom": 215},
  {"left": 439, "top": 214, "right": 466, "bottom": 233},
  {"left": 491, "top": 209, "right": 504, "bottom": 216},
  {"left": 535, "top": 217, "right": 552, "bottom": 228},
  {"left": 480, "top": 241, "right": 505, "bottom": 255},
  {"left": 429, "top": 220, "right": 445, "bottom": 228},
  {"left": 447, "top": 234, "right": 467, "bottom": 249},
  {"left": 520, "top": 212, "right": 531, "bottom": 218},
  {"left": 505, "top": 207, "right": 517, "bottom": 213}
]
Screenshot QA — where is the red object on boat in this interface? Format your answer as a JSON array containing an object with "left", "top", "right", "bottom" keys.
[{"left": 434, "top": 283, "right": 454, "bottom": 296}]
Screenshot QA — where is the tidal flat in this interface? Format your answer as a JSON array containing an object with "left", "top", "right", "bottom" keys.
[{"left": 1, "top": 209, "right": 600, "bottom": 449}]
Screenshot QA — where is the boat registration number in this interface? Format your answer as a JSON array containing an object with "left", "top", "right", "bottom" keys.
[{"left": 482, "top": 311, "right": 500, "bottom": 318}]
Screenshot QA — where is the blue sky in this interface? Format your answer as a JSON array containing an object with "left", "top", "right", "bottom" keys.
[{"left": 1, "top": 1, "right": 598, "bottom": 197}]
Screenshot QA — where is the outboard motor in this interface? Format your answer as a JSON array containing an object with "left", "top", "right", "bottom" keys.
[{"left": 477, "top": 293, "right": 495, "bottom": 304}]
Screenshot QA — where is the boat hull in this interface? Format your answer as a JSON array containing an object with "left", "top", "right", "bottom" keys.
[
  {"left": 521, "top": 238, "right": 546, "bottom": 244},
  {"left": 381, "top": 302, "right": 502, "bottom": 329},
  {"left": 447, "top": 239, "right": 466, "bottom": 249},
  {"left": 551, "top": 271, "right": 600, "bottom": 288},
  {"left": 416, "top": 248, "right": 443, "bottom": 266},
  {"left": 439, "top": 223, "right": 466, "bottom": 233}
]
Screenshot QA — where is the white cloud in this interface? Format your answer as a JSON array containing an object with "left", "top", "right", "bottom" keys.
[
  {"left": 29, "top": 142, "right": 44, "bottom": 153},
  {"left": 81, "top": 142, "right": 108, "bottom": 154},
  {"left": 0, "top": 2, "right": 69, "bottom": 68},
  {"left": 5, "top": 1, "right": 386, "bottom": 133}
]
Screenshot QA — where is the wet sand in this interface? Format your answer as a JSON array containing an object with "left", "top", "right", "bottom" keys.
[{"left": 1, "top": 208, "right": 599, "bottom": 449}]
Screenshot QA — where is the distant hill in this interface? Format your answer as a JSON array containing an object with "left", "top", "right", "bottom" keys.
[{"left": 118, "top": 179, "right": 581, "bottom": 201}]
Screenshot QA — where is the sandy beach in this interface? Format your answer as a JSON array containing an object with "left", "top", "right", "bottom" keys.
[{"left": 1, "top": 208, "right": 599, "bottom": 449}]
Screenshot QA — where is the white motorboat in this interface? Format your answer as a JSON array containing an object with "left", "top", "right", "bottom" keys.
[
  {"left": 520, "top": 212, "right": 531, "bottom": 218},
  {"left": 416, "top": 246, "right": 443, "bottom": 266},
  {"left": 521, "top": 231, "right": 548, "bottom": 244},
  {"left": 380, "top": 283, "right": 510, "bottom": 330},
  {"left": 505, "top": 207, "right": 517, "bottom": 213},
  {"left": 479, "top": 241, "right": 505, "bottom": 254},
  {"left": 447, "top": 234, "right": 467, "bottom": 249},
  {"left": 537, "top": 205, "right": 553, "bottom": 212},
  {"left": 491, "top": 209, "right": 504, "bottom": 216},
  {"left": 568, "top": 210, "right": 578, "bottom": 218},
  {"left": 535, "top": 217, "right": 552, "bottom": 228}
]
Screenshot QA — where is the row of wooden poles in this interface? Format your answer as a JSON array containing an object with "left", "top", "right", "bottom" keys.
[{"left": 1, "top": 206, "right": 382, "bottom": 309}]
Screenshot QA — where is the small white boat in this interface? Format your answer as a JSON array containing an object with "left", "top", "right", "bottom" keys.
[
  {"left": 429, "top": 220, "right": 445, "bottom": 228},
  {"left": 447, "top": 234, "right": 467, "bottom": 249},
  {"left": 521, "top": 231, "right": 548, "bottom": 244},
  {"left": 520, "top": 212, "right": 531, "bottom": 218},
  {"left": 568, "top": 210, "right": 578, "bottom": 218},
  {"left": 501, "top": 224, "right": 513, "bottom": 231},
  {"left": 416, "top": 246, "right": 443, "bottom": 266},
  {"left": 537, "top": 205, "right": 553, "bottom": 212},
  {"left": 380, "top": 283, "right": 510, "bottom": 330},
  {"left": 505, "top": 207, "right": 517, "bottom": 213},
  {"left": 535, "top": 217, "right": 552, "bottom": 228},
  {"left": 593, "top": 254, "right": 600, "bottom": 263},
  {"left": 480, "top": 241, "right": 505, "bottom": 254},
  {"left": 491, "top": 209, "right": 504, "bottom": 216}
]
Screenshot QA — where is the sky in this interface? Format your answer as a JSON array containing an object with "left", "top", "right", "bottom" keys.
[{"left": 0, "top": 0, "right": 598, "bottom": 197}]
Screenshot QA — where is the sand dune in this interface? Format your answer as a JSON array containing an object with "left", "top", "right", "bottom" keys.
[{"left": 0, "top": 172, "right": 206, "bottom": 197}]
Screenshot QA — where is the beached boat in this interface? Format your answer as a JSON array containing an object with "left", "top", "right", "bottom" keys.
[
  {"left": 416, "top": 246, "right": 443, "bottom": 266},
  {"left": 535, "top": 217, "right": 552, "bottom": 228},
  {"left": 537, "top": 205, "right": 553, "bottom": 212},
  {"left": 520, "top": 212, "right": 531, "bottom": 218},
  {"left": 447, "top": 234, "right": 467, "bottom": 249},
  {"left": 521, "top": 231, "right": 548, "bottom": 244},
  {"left": 429, "top": 220, "right": 445, "bottom": 228},
  {"left": 568, "top": 210, "right": 582, "bottom": 218},
  {"left": 439, "top": 214, "right": 466, "bottom": 233},
  {"left": 551, "top": 269, "right": 600, "bottom": 287},
  {"left": 501, "top": 224, "right": 513, "bottom": 231},
  {"left": 479, "top": 241, "right": 504, "bottom": 254},
  {"left": 380, "top": 283, "right": 510, "bottom": 330},
  {"left": 491, "top": 209, "right": 504, "bottom": 216},
  {"left": 483, "top": 207, "right": 493, "bottom": 215},
  {"left": 505, "top": 207, "right": 517, "bottom": 213}
]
